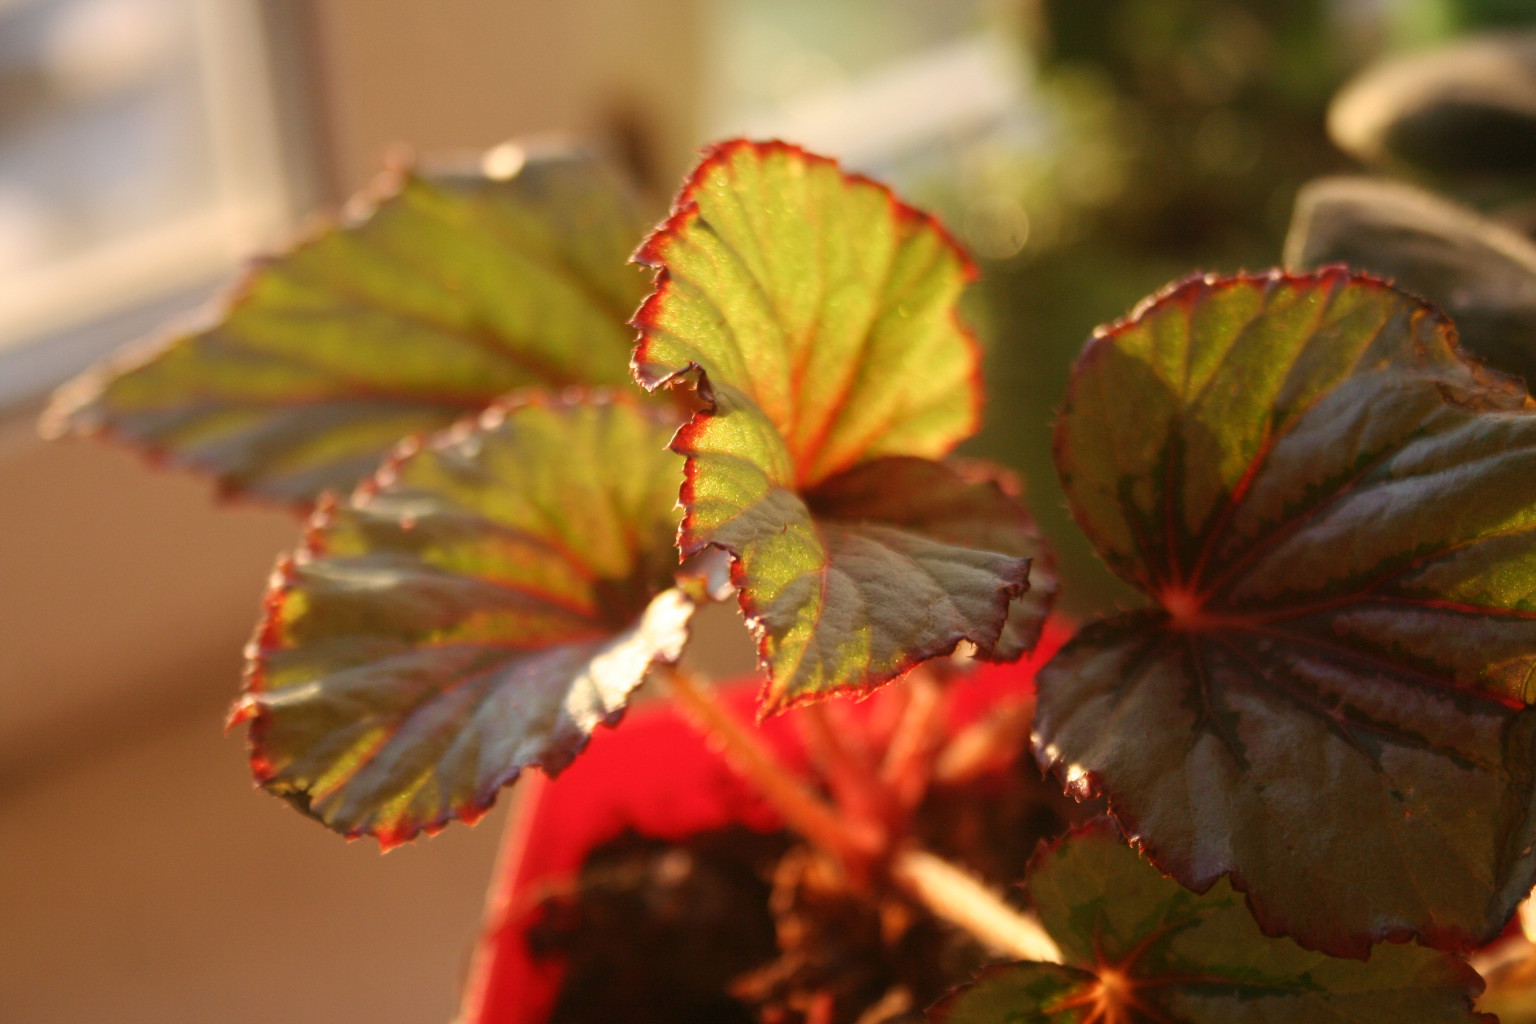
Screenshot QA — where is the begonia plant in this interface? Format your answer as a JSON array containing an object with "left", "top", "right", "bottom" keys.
[{"left": 45, "top": 129, "right": 1536, "bottom": 1022}]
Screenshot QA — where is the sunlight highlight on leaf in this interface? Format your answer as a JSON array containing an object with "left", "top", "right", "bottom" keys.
[
  {"left": 236, "top": 392, "right": 689, "bottom": 847},
  {"left": 45, "top": 145, "right": 651, "bottom": 506},
  {"left": 631, "top": 140, "right": 1051, "bottom": 712},
  {"left": 933, "top": 821, "right": 1491, "bottom": 1023}
]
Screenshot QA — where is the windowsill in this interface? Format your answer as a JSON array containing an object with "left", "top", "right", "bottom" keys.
[{"left": 0, "top": 276, "right": 225, "bottom": 412}]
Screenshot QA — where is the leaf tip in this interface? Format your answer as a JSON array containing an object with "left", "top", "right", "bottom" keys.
[
  {"left": 225, "top": 694, "right": 259, "bottom": 733},
  {"left": 36, "top": 375, "right": 94, "bottom": 441},
  {"left": 373, "top": 826, "right": 411, "bottom": 854},
  {"left": 247, "top": 748, "right": 278, "bottom": 786}
]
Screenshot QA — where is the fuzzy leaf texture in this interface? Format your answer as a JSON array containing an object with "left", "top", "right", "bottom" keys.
[
  {"left": 44, "top": 145, "right": 650, "bottom": 505},
  {"left": 631, "top": 139, "right": 1051, "bottom": 713},
  {"left": 931, "top": 821, "right": 1491, "bottom": 1024},
  {"left": 1036, "top": 268, "right": 1536, "bottom": 956},
  {"left": 235, "top": 393, "right": 690, "bottom": 848}
]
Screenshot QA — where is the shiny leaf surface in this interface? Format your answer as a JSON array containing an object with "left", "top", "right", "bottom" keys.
[
  {"left": 633, "top": 140, "right": 1046, "bottom": 712},
  {"left": 1038, "top": 268, "right": 1536, "bottom": 955},
  {"left": 236, "top": 393, "right": 688, "bottom": 847},
  {"left": 932, "top": 822, "right": 1491, "bottom": 1024},
  {"left": 46, "top": 145, "right": 651, "bottom": 505}
]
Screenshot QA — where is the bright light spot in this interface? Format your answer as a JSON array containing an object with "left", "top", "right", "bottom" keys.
[
  {"left": 964, "top": 194, "right": 1030, "bottom": 259},
  {"left": 1521, "top": 894, "right": 1536, "bottom": 944},
  {"left": 46, "top": 0, "right": 179, "bottom": 101},
  {"left": 1090, "top": 967, "right": 1137, "bottom": 1023},
  {"left": 481, "top": 142, "right": 526, "bottom": 182}
]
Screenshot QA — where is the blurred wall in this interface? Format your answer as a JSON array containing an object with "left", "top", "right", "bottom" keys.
[
  {"left": 303, "top": 0, "right": 707, "bottom": 198},
  {"left": 0, "top": 4, "right": 708, "bottom": 1023}
]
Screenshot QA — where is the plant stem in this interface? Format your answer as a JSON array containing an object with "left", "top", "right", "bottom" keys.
[
  {"left": 658, "top": 664, "right": 878, "bottom": 863},
  {"left": 880, "top": 667, "right": 945, "bottom": 811},
  {"left": 891, "top": 848, "right": 1063, "bottom": 963},
  {"left": 934, "top": 695, "right": 1036, "bottom": 785},
  {"left": 656, "top": 663, "right": 1063, "bottom": 965},
  {"left": 800, "top": 702, "right": 896, "bottom": 837}
]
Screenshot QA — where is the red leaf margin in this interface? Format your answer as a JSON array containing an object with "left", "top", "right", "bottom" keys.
[
  {"left": 737, "top": 459, "right": 1042, "bottom": 720},
  {"left": 1042, "top": 265, "right": 1536, "bottom": 958},
  {"left": 628, "top": 139, "right": 1027, "bottom": 717},
  {"left": 39, "top": 155, "right": 456, "bottom": 513},
  {"left": 1049, "top": 264, "right": 1532, "bottom": 601},
  {"left": 930, "top": 816, "right": 1496, "bottom": 1024},
  {"left": 230, "top": 388, "right": 686, "bottom": 851},
  {"left": 628, "top": 138, "right": 987, "bottom": 485}
]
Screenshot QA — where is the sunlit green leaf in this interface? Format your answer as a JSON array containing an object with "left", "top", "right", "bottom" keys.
[
  {"left": 45, "top": 145, "right": 651, "bottom": 505},
  {"left": 235, "top": 393, "right": 688, "bottom": 847},
  {"left": 1037, "top": 268, "right": 1536, "bottom": 955},
  {"left": 632, "top": 139, "right": 982, "bottom": 488},
  {"left": 932, "top": 821, "right": 1491, "bottom": 1023},
  {"left": 632, "top": 140, "right": 1048, "bottom": 712}
]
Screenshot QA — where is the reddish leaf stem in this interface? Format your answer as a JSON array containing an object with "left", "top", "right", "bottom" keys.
[
  {"left": 656, "top": 664, "right": 1063, "bottom": 963},
  {"left": 879, "top": 667, "right": 946, "bottom": 812},
  {"left": 657, "top": 664, "right": 881, "bottom": 867},
  {"left": 800, "top": 701, "right": 900, "bottom": 840},
  {"left": 933, "top": 695, "right": 1036, "bottom": 785}
]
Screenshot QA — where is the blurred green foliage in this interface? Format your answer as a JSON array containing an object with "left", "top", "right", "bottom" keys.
[{"left": 961, "top": 0, "right": 1535, "bottom": 615}]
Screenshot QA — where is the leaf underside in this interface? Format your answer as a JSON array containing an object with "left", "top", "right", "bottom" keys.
[
  {"left": 1037, "top": 267, "right": 1536, "bottom": 956},
  {"left": 932, "top": 821, "right": 1491, "bottom": 1024},
  {"left": 632, "top": 139, "right": 982, "bottom": 490},
  {"left": 45, "top": 145, "right": 650, "bottom": 506},
  {"left": 237, "top": 393, "right": 688, "bottom": 848},
  {"left": 631, "top": 139, "right": 1049, "bottom": 712}
]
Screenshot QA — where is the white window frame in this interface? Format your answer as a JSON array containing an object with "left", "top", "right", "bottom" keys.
[{"left": 0, "top": 0, "right": 311, "bottom": 409}]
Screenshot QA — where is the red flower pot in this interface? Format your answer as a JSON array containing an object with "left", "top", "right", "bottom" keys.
[{"left": 457, "top": 622, "right": 1071, "bottom": 1024}]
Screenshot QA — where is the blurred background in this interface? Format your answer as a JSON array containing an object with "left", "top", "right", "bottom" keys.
[{"left": 3, "top": 1, "right": 1534, "bottom": 1021}]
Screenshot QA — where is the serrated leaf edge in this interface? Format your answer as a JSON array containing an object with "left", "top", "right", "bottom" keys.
[
  {"left": 628, "top": 138, "right": 985, "bottom": 470},
  {"left": 39, "top": 159, "right": 441, "bottom": 510},
  {"left": 626, "top": 139, "right": 1023, "bottom": 716},
  {"left": 231, "top": 388, "right": 690, "bottom": 850}
]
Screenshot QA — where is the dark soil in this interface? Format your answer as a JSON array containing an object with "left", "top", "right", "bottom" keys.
[
  {"left": 527, "top": 828, "right": 789, "bottom": 1024},
  {"left": 528, "top": 755, "right": 1095, "bottom": 1024}
]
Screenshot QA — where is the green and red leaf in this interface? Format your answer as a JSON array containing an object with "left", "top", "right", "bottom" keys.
[
  {"left": 717, "top": 453, "right": 1049, "bottom": 714},
  {"left": 1036, "top": 267, "right": 1536, "bottom": 956},
  {"left": 631, "top": 140, "right": 1050, "bottom": 712},
  {"left": 632, "top": 139, "right": 982, "bottom": 489},
  {"left": 45, "top": 145, "right": 651, "bottom": 506},
  {"left": 235, "top": 392, "right": 689, "bottom": 848},
  {"left": 932, "top": 821, "right": 1492, "bottom": 1024},
  {"left": 1285, "top": 175, "right": 1536, "bottom": 386}
]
